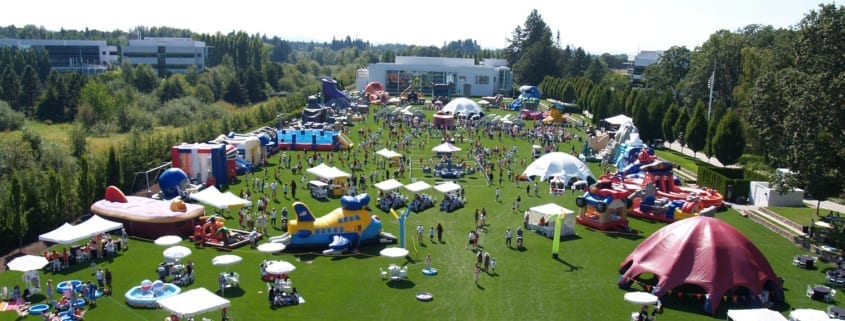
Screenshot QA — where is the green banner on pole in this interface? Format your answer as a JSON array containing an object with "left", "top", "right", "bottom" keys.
[{"left": 552, "top": 213, "right": 563, "bottom": 257}]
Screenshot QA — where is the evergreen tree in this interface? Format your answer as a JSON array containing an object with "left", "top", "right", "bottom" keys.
[
  {"left": 105, "top": 146, "right": 122, "bottom": 188},
  {"left": 711, "top": 110, "right": 746, "bottom": 165},
  {"left": 19, "top": 65, "right": 41, "bottom": 109},
  {"left": 661, "top": 103, "right": 679, "bottom": 142},
  {"left": 684, "top": 101, "right": 709, "bottom": 158},
  {"left": 672, "top": 107, "right": 690, "bottom": 147},
  {"left": 6, "top": 173, "right": 28, "bottom": 252},
  {"left": 0, "top": 66, "right": 20, "bottom": 109}
]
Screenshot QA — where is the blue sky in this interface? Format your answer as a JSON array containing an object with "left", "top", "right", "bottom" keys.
[{"left": 0, "top": 0, "right": 823, "bottom": 56}]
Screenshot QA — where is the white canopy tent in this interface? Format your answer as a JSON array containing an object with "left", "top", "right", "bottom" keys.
[
  {"left": 156, "top": 287, "right": 231, "bottom": 318},
  {"left": 189, "top": 186, "right": 251, "bottom": 210},
  {"left": 434, "top": 181, "right": 461, "bottom": 194},
  {"left": 306, "top": 163, "right": 351, "bottom": 180},
  {"left": 603, "top": 114, "right": 633, "bottom": 126},
  {"left": 522, "top": 152, "right": 595, "bottom": 182},
  {"left": 527, "top": 203, "right": 576, "bottom": 236},
  {"left": 442, "top": 98, "right": 482, "bottom": 115},
  {"left": 374, "top": 179, "right": 404, "bottom": 192},
  {"left": 376, "top": 148, "right": 402, "bottom": 159},
  {"left": 403, "top": 181, "right": 432, "bottom": 193},
  {"left": 788, "top": 309, "right": 832, "bottom": 321},
  {"left": 431, "top": 142, "right": 462, "bottom": 153},
  {"left": 39, "top": 215, "right": 124, "bottom": 244},
  {"left": 726, "top": 309, "right": 788, "bottom": 321}
]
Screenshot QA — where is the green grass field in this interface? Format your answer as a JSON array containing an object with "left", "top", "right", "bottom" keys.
[
  {"left": 654, "top": 149, "right": 708, "bottom": 176},
  {"left": 767, "top": 206, "right": 823, "bottom": 227},
  {"left": 0, "top": 107, "right": 835, "bottom": 321}
]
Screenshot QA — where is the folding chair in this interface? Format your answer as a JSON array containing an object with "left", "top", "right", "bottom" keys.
[{"left": 827, "top": 289, "right": 838, "bottom": 303}]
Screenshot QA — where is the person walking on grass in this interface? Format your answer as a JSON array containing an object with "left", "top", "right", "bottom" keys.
[
  {"left": 505, "top": 228, "right": 513, "bottom": 248},
  {"left": 495, "top": 187, "right": 501, "bottom": 202},
  {"left": 436, "top": 223, "right": 443, "bottom": 242},
  {"left": 474, "top": 264, "right": 481, "bottom": 285},
  {"left": 429, "top": 226, "right": 435, "bottom": 242},
  {"left": 417, "top": 224, "right": 424, "bottom": 244}
]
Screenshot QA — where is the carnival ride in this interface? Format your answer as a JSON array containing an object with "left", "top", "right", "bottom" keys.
[
  {"left": 364, "top": 82, "right": 390, "bottom": 105},
  {"left": 509, "top": 85, "right": 540, "bottom": 111},
  {"left": 276, "top": 128, "right": 353, "bottom": 151},
  {"left": 90, "top": 186, "right": 205, "bottom": 239},
  {"left": 618, "top": 149, "right": 724, "bottom": 211},
  {"left": 268, "top": 194, "right": 397, "bottom": 254},
  {"left": 575, "top": 179, "right": 631, "bottom": 231},
  {"left": 191, "top": 215, "right": 255, "bottom": 249}
]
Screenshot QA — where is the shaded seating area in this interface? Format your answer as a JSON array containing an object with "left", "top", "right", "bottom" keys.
[
  {"left": 793, "top": 254, "right": 817, "bottom": 269},
  {"left": 387, "top": 264, "right": 408, "bottom": 281},
  {"left": 807, "top": 284, "right": 836, "bottom": 302},
  {"left": 378, "top": 191, "right": 407, "bottom": 211}
]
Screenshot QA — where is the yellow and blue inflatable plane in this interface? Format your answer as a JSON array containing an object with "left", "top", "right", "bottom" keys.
[{"left": 277, "top": 194, "right": 396, "bottom": 251}]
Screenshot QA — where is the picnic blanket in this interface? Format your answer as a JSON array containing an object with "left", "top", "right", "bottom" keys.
[{"left": 0, "top": 301, "right": 24, "bottom": 312}]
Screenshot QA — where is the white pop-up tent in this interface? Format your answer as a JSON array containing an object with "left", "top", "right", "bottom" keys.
[
  {"left": 434, "top": 181, "right": 461, "bottom": 194},
  {"left": 39, "top": 215, "right": 124, "bottom": 244},
  {"left": 376, "top": 148, "right": 402, "bottom": 159},
  {"left": 726, "top": 308, "right": 788, "bottom": 321},
  {"left": 403, "top": 181, "right": 432, "bottom": 193},
  {"left": 307, "top": 163, "right": 351, "bottom": 180},
  {"left": 787, "top": 309, "right": 830, "bottom": 321},
  {"left": 527, "top": 203, "right": 576, "bottom": 237},
  {"left": 431, "top": 142, "right": 462, "bottom": 153},
  {"left": 374, "top": 179, "right": 404, "bottom": 192},
  {"left": 189, "top": 186, "right": 251, "bottom": 210},
  {"left": 157, "top": 287, "right": 231, "bottom": 318}
]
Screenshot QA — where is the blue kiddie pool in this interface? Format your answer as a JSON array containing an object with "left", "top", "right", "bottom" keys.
[
  {"left": 56, "top": 280, "right": 82, "bottom": 294},
  {"left": 422, "top": 267, "right": 438, "bottom": 276},
  {"left": 125, "top": 280, "right": 182, "bottom": 308},
  {"left": 28, "top": 303, "right": 49, "bottom": 315}
]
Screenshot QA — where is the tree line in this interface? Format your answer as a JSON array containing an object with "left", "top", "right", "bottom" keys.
[{"left": 522, "top": 4, "right": 845, "bottom": 203}]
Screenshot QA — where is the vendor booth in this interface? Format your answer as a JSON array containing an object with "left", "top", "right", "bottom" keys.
[
  {"left": 526, "top": 203, "right": 576, "bottom": 238},
  {"left": 306, "top": 163, "right": 352, "bottom": 196},
  {"left": 376, "top": 149, "right": 403, "bottom": 167},
  {"left": 308, "top": 180, "right": 329, "bottom": 199}
]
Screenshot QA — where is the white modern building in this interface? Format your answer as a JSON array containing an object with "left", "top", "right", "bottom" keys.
[
  {"left": 0, "top": 39, "right": 118, "bottom": 73},
  {"left": 750, "top": 169, "right": 804, "bottom": 207},
  {"left": 121, "top": 37, "right": 207, "bottom": 76},
  {"left": 629, "top": 50, "right": 662, "bottom": 85},
  {"left": 359, "top": 56, "right": 512, "bottom": 97}
]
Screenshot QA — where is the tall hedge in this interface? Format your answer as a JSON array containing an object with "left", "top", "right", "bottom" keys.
[{"left": 697, "top": 165, "right": 768, "bottom": 202}]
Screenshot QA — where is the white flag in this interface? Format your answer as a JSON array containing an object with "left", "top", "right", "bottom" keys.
[{"left": 708, "top": 71, "right": 715, "bottom": 89}]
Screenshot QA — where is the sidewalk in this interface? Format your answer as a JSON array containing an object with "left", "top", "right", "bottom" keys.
[{"left": 663, "top": 141, "right": 723, "bottom": 167}]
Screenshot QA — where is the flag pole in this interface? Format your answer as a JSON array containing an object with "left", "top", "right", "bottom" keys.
[{"left": 707, "top": 62, "right": 715, "bottom": 120}]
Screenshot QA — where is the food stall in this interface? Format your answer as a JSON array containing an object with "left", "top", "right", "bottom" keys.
[{"left": 306, "top": 163, "right": 352, "bottom": 197}]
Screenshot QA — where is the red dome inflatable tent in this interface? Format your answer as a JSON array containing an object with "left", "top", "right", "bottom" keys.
[{"left": 617, "top": 216, "right": 783, "bottom": 315}]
